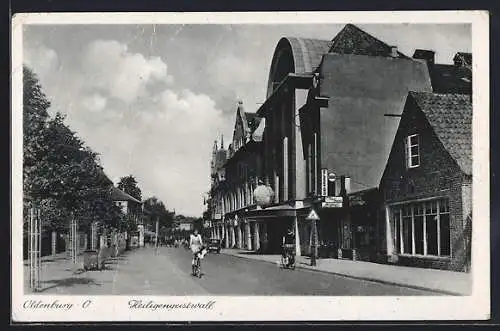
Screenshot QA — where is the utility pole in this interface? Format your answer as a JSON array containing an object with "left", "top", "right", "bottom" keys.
[{"left": 155, "top": 216, "right": 159, "bottom": 255}]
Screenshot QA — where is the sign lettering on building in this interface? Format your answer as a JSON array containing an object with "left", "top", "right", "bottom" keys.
[
  {"left": 320, "top": 169, "right": 328, "bottom": 197},
  {"left": 322, "top": 196, "right": 343, "bottom": 208},
  {"left": 325, "top": 196, "right": 343, "bottom": 203},
  {"left": 322, "top": 202, "right": 343, "bottom": 208}
]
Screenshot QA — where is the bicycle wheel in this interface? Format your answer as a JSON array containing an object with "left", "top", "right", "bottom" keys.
[{"left": 196, "top": 259, "right": 201, "bottom": 278}]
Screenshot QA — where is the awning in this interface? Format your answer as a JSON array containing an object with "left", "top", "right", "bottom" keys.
[{"left": 244, "top": 204, "right": 309, "bottom": 219}]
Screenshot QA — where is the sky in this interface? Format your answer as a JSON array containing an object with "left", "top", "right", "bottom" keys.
[{"left": 22, "top": 23, "right": 471, "bottom": 217}]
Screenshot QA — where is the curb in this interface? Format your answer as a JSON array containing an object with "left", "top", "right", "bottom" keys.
[{"left": 222, "top": 251, "right": 465, "bottom": 296}]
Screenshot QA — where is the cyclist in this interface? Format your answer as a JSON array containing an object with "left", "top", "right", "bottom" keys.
[
  {"left": 189, "top": 229, "right": 204, "bottom": 268},
  {"left": 281, "top": 227, "right": 296, "bottom": 268}
]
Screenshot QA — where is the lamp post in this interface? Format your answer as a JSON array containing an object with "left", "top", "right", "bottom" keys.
[{"left": 311, "top": 219, "right": 318, "bottom": 266}]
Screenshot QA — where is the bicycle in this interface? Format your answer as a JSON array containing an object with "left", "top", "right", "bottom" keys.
[
  {"left": 191, "top": 246, "right": 207, "bottom": 278},
  {"left": 280, "top": 244, "right": 296, "bottom": 270}
]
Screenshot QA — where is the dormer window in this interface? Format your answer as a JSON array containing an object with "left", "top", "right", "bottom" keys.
[{"left": 405, "top": 134, "right": 420, "bottom": 168}]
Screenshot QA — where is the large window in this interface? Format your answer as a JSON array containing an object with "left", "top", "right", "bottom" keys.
[
  {"left": 393, "top": 198, "right": 450, "bottom": 257},
  {"left": 405, "top": 134, "right": 420, "bottom": 168}
]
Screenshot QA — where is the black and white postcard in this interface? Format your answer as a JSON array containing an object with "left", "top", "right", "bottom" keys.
[{"left": 11, "top": 11, "right": 490, "bottom": 322}]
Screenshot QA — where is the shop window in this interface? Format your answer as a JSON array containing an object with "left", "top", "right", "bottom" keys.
[
  {"left": 440, "top": 213, "right": 451, "bottom": 256},
  {"left": 414, "top": 214, "right": 424, "bottom": 255},
  {"left": 405, "top": 134, "right": 420, "bottom": 168},
  {"left": 392, "top": 198, "right": 450, "bottom": 257},
  {"left": 402, "top": 214, "right": 413, "bottom": 254},
  {"left": 427, "top": 214, "right": 439, "bottom": 255}
]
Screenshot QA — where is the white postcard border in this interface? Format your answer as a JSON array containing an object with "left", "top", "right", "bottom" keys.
[{"left": 11, "top": 10, "right": 490, "bottom": 322}]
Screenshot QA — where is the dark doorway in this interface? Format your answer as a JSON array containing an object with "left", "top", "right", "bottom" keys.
[{"left": 265, "top": 217, "right": 292, "bottom": 254}]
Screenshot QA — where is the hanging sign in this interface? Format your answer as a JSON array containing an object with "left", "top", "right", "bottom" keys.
[
  {"left": 328, "top": 172, "right": 336, "bottom": 182},
  {"left": 320, "top": 169, "right": 328, "bottom": 196},
  {"left": 322, "top": 196, "right": 343, "bottom": 208},
  {"left": 325, "top": 196, "right": 343, "bottom": 203}
]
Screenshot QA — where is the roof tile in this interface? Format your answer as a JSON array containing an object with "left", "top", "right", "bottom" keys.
[
  {"left": 110, "top": 186, "right": 141, "bottom": 203},
  {"left": 329, "top": 24, "right": 409, "bottom": 58},
  {"left": 410, "top": 92, "right": 472, "bottom": 175}
]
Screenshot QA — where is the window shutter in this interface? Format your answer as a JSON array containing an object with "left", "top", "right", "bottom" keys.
[{"left": 416, "top": 134, "right": 420, "bottom": 166}]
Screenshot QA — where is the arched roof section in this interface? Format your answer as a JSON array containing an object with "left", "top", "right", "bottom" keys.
[{"left": 266, "top": 37, "right": 333, "bottom": 98}]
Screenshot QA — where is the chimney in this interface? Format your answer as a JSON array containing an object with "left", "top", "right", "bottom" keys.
[
  {"left": 344, "top": 176, "right": 351, "bottom": 194},
  {"left": 453, "top": 52, "right": 472, "bottom": 68},
  {"left": 340, "top": 176, "right": 351, "bottom": 196},
  {"left": 390, "top": 46, "right": 398, "bottom": 58},
  {"left": 413, "top": 49, "right": 435, "bottom": 68}
]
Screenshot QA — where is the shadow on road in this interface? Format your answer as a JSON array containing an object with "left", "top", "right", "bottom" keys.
[
  {"left": 38, "top": 277, "right": 102, "bottom": 292},
  {"left": 238, "top": 251, "right": 279, "bottom": 256},
  {"left": 23, "top": 255, "right": 68, "bottom": 266}
]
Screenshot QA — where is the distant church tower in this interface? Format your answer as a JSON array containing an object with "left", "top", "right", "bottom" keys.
[{"left": 210, "top": 139, "right": 218, "bottom": 180}]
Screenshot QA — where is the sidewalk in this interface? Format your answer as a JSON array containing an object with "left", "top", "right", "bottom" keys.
[
  {"left": 23, "top": 248, "right": 140, "bottom": 294},
  {"left": 23, "top": 252, "right": 72, "bottom": 266},
  {"left": 221, "top": 249, "right": 472, "bottom": 296}
]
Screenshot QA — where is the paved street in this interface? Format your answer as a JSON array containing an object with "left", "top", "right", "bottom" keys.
[{"left": 26, "top": 247, "right": 441, "bottom": 295}]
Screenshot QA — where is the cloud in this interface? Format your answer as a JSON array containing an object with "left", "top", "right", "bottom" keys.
[
  {"left": 206, "top": 52, "right": 269, "bottom": 112},
  {"left": 82, "top": 93, "right": 107, "bottom": 112},
  {"left": 81, "top": 40, "right": 173, "bottom": 103},
  {"left": 23, "top": 44, "right": 59, "bottom": 79},
  {"left": 79, "top": 87, "right": 232, "bottom": 216},
  {"left": 132, "top": 88, "right": 232, "bottom": 215}
]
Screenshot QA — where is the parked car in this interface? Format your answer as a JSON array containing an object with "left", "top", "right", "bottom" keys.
[{"left": 207, "top": 239, "right": 222, "bottom": 254}]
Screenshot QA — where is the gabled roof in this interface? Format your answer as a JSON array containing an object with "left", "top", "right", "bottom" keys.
[
  {"left": 109, "top": 186, "right": 142, "bottom": 203},
  {"left": 244, "top": 112, "right": 262, "bottom": 133},
  {"left": 409, "top": 92, "right": 472, "bottom": 175},
  {"left": 329, "top": 24, "right": 409, "bottom": 58},
  {"left": 231, "top": 102, "right": 263, "bottom": 146}
]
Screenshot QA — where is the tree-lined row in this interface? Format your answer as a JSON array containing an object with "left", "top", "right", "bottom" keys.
[
  {"left": 23, "top": 65, "right": 124, "bottom": 234},
  {"left": 24, "top": 65, "right": 198, "bottom": 238}
]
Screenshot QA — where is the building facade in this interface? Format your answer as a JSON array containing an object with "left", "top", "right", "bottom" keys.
[
  {"left": 110, "top": 186, "right": 142, "bottom": 215},
  {"left": 109, "top": 186, "right": 144, "bottom": 247},
  {"left": 206, "top": 24, "right": 473, "bottom": 270},
  {"left": 207, "top": 134, "right": 227, "bottom": 242},
  {"left": 380, "top": 92, "right": 472, "bottom": 271},
  {"left": 250, "top": 24, "right": 434, "bottom": 259},
  {"left": 208, "top": 101, "right": 265, "bottom": 251}
]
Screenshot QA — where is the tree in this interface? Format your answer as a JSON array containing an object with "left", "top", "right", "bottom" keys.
[
  {"left": 143, "top": 196, "right": 175, "bottom": 231},
  {"left": 117, "top": 175, "right": 142, "bottom": 201},
  {"left": 23, "top": 65, "right": 121, "bottom": 234},
  {"left": 23, "top": 66, "right": 50, "bottom": 204}
]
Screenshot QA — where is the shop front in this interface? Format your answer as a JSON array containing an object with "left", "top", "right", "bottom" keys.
[
  {"left": 316, "top": 207, "right": 344, "bottom": 259},
  {"left": 299, "top": 188, "right": 381, "bottom": 262},
  {"left": 244, "top": 205, "right": 305, "bottom": 255}
]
